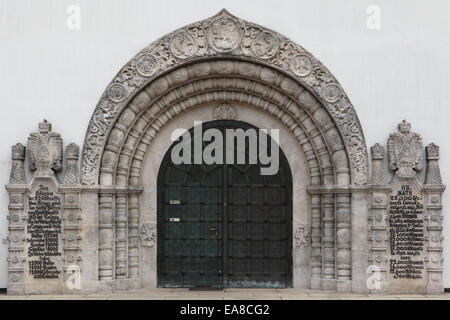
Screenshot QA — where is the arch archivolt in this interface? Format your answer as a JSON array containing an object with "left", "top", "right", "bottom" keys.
[
  {"left": 81, "top": 10, "right": 368, "bottom": 187},
  {"left": 100, "top": 60, "right": 351, "bottom": 189}
]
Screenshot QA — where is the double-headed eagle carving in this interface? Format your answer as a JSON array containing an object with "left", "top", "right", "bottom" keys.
[
  {"left": 27, "top": 120, "right": 63, "bottom": 176},
  {"left": 388, "top": 120, "right": 423, "bottom": 178}
]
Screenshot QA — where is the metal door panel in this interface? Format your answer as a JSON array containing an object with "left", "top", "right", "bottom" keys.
[{"left": 158, "top": 120, "right": 292, "bottom": 288}]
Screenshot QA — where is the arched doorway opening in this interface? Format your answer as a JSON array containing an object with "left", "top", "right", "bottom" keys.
[{"left": 157, "top": 120, "right": 293, "bottom": 288}]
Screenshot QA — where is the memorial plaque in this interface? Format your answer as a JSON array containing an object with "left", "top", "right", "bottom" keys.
[
  {"left": 24, "top": 180, "right": 64, "bottom": 293},
  {"left": 387, "top": 179, "right": 426, "bottom": 293}
]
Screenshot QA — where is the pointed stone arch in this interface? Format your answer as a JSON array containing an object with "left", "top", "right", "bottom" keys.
[{"left": 79, "top": 10, "right": 370, "bottom": 293}]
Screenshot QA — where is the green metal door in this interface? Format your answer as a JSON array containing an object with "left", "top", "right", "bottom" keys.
[{"left": 157, "top": 120, "right": 292, "bottom": 288}]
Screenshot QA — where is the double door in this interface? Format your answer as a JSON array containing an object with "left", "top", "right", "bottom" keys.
[{"left": 157, "top": 120, "right": 292, "bottom": 288}]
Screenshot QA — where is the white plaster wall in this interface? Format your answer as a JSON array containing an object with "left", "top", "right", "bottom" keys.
[{"left": 1, "top": 0, "right": 449, "bottom": 289}]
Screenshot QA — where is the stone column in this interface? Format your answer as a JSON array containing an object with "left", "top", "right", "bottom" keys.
[
  {"left": 6, "top": 144, "right": 27, "bottom": 294},
  {"left": 115, "top": 194, "right": 128, "bottom": 281},
  {"left": 336, "top": 193, "right": 351, "bottom": 292},
  {"left": 128, "top": 194, "right": 140, "bottom": 279},
  {"left": 322, "top": 194, "right": 336, "bottom": 291},
  {"left": 423, "top": 143, "right": 445, "bottom": 294},
  {"left": 351, "top": 190, "right": 370, "bottom": 293},
  {"left": 309, "top": 193, "right": 322, "bottom": 290},
  {"left": 98, "top": 193, "right": 114, "bottom": 281}
]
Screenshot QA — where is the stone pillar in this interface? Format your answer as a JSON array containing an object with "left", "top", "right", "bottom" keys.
[
  {"left": 309, "top": 193, "right": 322, "bottom": 290},
  {"left": 351, "top": 190, "right": 369, "bottom": 293},
  {"left": 128, "top": 194, "right": 140, "bottom": 279},
  {"left": 115, "top": 194, "right": 128, "bottom": 281},
  {"left": 6, "top": 144, "right": 27, "bottom": 294},
  {"left": 367, "top": 143, "right": 389, "bottom": 293},
  {"left": 336, "top": 193, "right": 351, "bottom": 292},
  {"left": 423, "top": 143, "right": 445, "bottom": 294},
  {"left": 322, "top": 194, "right": 336, "bottom": 291},
  {"left": 98, "top": 193, "right": 114, "bottom": 281}
]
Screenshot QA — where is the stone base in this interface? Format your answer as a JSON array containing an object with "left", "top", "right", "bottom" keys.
[
  {"left": 337, "top": 280, "right": 352, "bottom": 292},
  {"left": 322, "top": 279, "right": 336, "bottom": 292}
]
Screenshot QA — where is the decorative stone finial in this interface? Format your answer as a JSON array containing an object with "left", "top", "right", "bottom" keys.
[
  {"left": 27, "top": 120, "right": 63, "bottom": 177},
  {"left": 397, "top": 119, "right": 411, "bottom": 133},
  {"left": 39, "top": 119, "right": 52, "bottom": 134},
  {"left": 388, "top": 120, "right": 423, "bottom": 178},
  {"left": 371, "top": 143, "right": 384, "bottom": 160},
  {"left": 64, "top": 143, "right": 80, "bottom": 184},
  {"left": 425, "top": 143, "right": 442, "bottom": 185},
  {"left": 9, "top": 143, "right": 26, "bottom": 184},
  {"left": 370, "top": 143, "right": 386, "bottom": 185},
  {"left": 426, "top": 143, "right": 439, "bottom": 160},
  {"left": 11, "top": 143, "right": 26, "bottom": 161}
]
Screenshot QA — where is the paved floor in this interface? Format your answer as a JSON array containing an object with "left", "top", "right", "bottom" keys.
[{"left": 0, "top": 288, "right": 450, "bottom": 300}]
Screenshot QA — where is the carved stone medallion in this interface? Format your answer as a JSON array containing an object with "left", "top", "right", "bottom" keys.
[
  {"left": 135, "top": 53, "right": 159, "bottom": 77},
  {"left": 290, "top": 54, "right": 313, "bottom": 77},
  {"left": 251, "top": 31, "right": 279, "bottom": 59},
  {"left": 107, "top": 83, "right": 127, "bottom": 103},
  {"left": 207, "top": 16, "right": 242, "bottom": 52},
  {"left": 213, "top": 103, "right": 237, "bottom": 120},
  {"left": 323, "top": 83, "right": 341, "bottom": 103},
  {"left": 170, "top": 32, "right": 198, "bottom": 59}
]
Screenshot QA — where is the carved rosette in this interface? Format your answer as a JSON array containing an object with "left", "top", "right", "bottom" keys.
[
  {"left": 213, "top": 103, "right": 237, "bottom": 120},
  {"left": 81, "top": 9, "right": 368, "bottom": 186}
]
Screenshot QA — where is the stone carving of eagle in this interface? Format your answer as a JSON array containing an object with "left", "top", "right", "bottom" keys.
[{"left": 27, "top": 120, "right": 63, "bottom": 175}]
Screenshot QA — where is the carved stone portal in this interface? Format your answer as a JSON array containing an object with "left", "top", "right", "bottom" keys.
[{"left": 4, "top": 11, "right": 446, "bottom": 296}]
